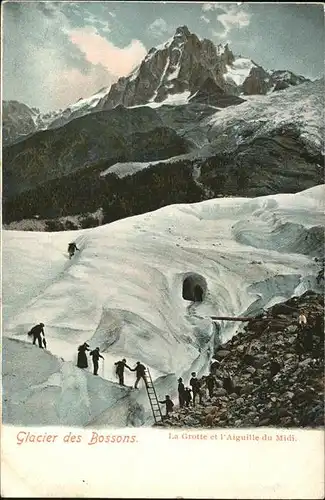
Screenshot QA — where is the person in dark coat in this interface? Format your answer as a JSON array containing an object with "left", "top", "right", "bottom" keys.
[
  {"left": 114, "top": 358, "right": 132, "bottom": 385},
  {"left": 68, "top": 242, "right": 79, "bottom": 259},
  {"left": 184, "top": 387, "right": 192, "bottom": 407},
  {"left": 77, "top": 343, "right": 90, "bottom": 369},
  {"left": 189, "top": 372, "right": 201, "bottom": 406},
  {"left": 159, "top": 395, "right": 174, "bottom": 417},
  {"left": 223, "top": 375, "right": 236, "bottom": 394},
  {"left": 210, "top": 359, "right": 220, "bottom": 375},
  {"left": 89, "top": 347, "right": 104, "bottom": 375},
  {"left": 270, "top": 359, "right": 281, "bottom": 377},
  {"left": 177, "top": 377, "right": 186, "bottom": 408},
  {"left": 132, "top": 361, "right": 147, "bottom": 389},
  {"left": 206, "top": 373, "right": 215, "bottom": 399},
  {"left": 28, "top": 323, "right": 45, "bottom": 349}
]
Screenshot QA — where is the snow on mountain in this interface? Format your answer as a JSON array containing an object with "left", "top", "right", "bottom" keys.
[
  {"left": 3, "top": 26, "right": 312, "bottom": 146},
  {"left": 208, "top": 78, "right": 324, "bottom": 154},
  {"left": 3, "top": 185, "right": 324, "bottom": 427},
  {"left": 225, "top": 58, "right": 256, "bottom": 86},
  {"left": 98, "top": 78, "right": 323, "bottom": 183},
  {"left": 100, "top": 160, "right": 162, "bottom": 178},
  {"left": 66, "top": 87, "right": 111, "bottom": 114}
]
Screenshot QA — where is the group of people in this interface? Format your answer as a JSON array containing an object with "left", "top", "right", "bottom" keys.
[
  {"left": 27, "top": 322, "right": 220, "bottom": 418},
  {"left": 114, "top": 358, "right": 147, "bottom": 388},
  {"left": 78, "top": 351, "right": 149, "bottom": 387},
  {"left": 77, "top": 342, "right": 104, "bottom": 375},
  {"left": 157, "top": 367, "right": 221, "bottom": 419},
  {"left": 27, "top": 297, "right": 313, "bottom": 423}
]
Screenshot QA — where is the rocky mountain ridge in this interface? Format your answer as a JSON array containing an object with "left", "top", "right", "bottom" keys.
[
  {"left": 95, "top": 25, "right": 310, "bottom": 110},
  {"left": 156, "top": 290, "right": 324, "bottom": 429},
  {"left": 3, "top": 78, "right": 323, "bottom": 227},
  {"left": 3, "top": 25, "right": 311, "bottom": 146}
]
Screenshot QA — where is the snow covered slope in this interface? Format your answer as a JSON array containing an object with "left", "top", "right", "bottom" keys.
[
  {"left": 207, "top": 78, "right": 324, "bottom": 155},
  {"left": 3, "top": 186, "right": 324, "bottom": 427}
]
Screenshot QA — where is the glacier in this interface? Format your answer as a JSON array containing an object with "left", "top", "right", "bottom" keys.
[{"left": 2, "top": 185, "right": 324, "bottom": 427}]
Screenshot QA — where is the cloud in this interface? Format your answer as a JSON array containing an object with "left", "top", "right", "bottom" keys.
[
  {"left": 50, "top": 65, "right": 114, "bottom": 110},
  {"left": 147, "top": 17, "right": 169, "bottom": 38},
  {"left": 69, "top": 27, "right": 147, "bottom": 77},
  {"left": 217, "top": 6, "right": 251, "bottom": 37},
  {"left": 202, "top": 3, "right": 215, "bottom": 12},
  {"left": 201, "top": 15, "right": 211, "bottom": 24},
  {"left": 3, "top": 2, "right": 145, "bottom": 111},
  {"left": 208, "top": 4, "right": 251, "bottom": 39}
]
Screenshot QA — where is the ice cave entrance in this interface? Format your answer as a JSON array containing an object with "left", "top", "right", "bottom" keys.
[{"left": 182, "top": 273, "right": 207, "bottom": 302}]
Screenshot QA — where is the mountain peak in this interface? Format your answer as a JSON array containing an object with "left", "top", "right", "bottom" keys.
[{"left": 174, "top": 25, "right": 191, "bottom": 38}]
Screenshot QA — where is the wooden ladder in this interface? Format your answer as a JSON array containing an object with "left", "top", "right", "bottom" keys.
[{"left": 144, "top": 368, "right": 163, "bottom": 424}]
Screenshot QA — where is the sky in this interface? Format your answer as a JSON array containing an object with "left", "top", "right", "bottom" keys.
[{"left": 3, "top": 1, "right": 324, "bottom": 112}]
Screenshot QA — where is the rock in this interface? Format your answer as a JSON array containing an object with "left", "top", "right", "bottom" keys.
[
  {"left": 286, "top": 325, "right": 298, "bottom": 333},
  {"left": 277, "top": 408, "right": 289, "bottom": 418},
  {"left": 243, "top": 353, "right": 255, "bottom": 366},
  {"left": 162, "top": 292, "right": 323, "bottom": 430},
  {"left": 214, "top": 388, "right": 227, "bottom": 397},
  {"left": 184, "top": 416, "right": 197, "bottom": 425},
  {"left": 299, "top": 358, "right": 313, "bottom": 367},
  {"left": 280, "top": 416, "right": 293, "bottom": 426},
  {"left": 204, "top": 407, "right": 217, "bottom": 415},
  {"left": 234, "top": 385, "right": 243, "bottom": 395},
  {"left": 240, "top": 385, "right": 253, "bottom": 395},
  {"left": 252, "top": 355, "right": 269, "bottom": 368},
  {"left": 215, "top": 349, "right": 231, "bottom": 359},
  {"left": 259, "top": 418, "right": 270, "bottom": 425}
]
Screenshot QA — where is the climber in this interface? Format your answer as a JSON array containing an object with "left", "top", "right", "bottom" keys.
[
  {"left": 189, "top": 372, "right": 201, "bottom": 406},
  {"left": 28, "top": 323, "right": 46, "bottom": 349},
  {"left": 68, "top": 242, "right": 79, "bottom": 259},
  {"left": 298, "top": 311, "right": 307, "bottom": 330},
  {"left": 206, "top": 373, "right": 215, "bottom": 399},
  {"left": 269, "top": 359, "right": 281, "bottom": 377},
  {"left": 223, "top": 375, "right": 235, "bottom": 394},
  {"left": 114, "top": 358, "right": 132, "bottom": 386},
  {"left": 159, "top": 395, "right": 174, "bottom": 418},
  {"left": 89, "top": 347, "right": 104, "bottom": 376},
  {"left": 77, "top": 342, "right": 90, "bottom": 369},
  {"left": 210, "top": 358, "right": 220, "bottom": 375},
  {"left": 184, "top": 387, "right": 192, "bottom": 407},
  {"left": 177, "top": 377, "right": 186, "bottom": 408},
  {"left": 132, "top": 361, "right": 147, "bottom": 389}
]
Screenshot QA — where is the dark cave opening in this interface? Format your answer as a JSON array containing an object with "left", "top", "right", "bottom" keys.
[{"left": 182, "top": 273, "right": 207, "bottom": 302}]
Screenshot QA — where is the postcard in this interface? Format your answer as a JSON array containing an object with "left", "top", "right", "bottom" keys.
[{"left": 2, "top": 1, "right": 324, "bottom": 498}]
